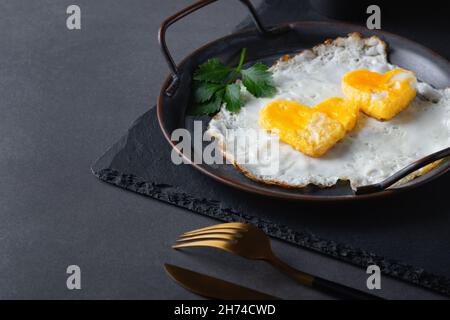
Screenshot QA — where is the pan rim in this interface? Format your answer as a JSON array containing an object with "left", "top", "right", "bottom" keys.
[{"left": 156, "top": 20, "right": 450, "bottom": 202}]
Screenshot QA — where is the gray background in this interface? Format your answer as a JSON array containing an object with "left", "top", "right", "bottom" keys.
[{"left": 0, "top": 0, "right": 445, "bottom": 299}]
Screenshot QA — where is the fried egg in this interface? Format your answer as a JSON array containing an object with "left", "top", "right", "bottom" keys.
[{"left": 206, "top": 33, "right": 450, "bottom": 189}]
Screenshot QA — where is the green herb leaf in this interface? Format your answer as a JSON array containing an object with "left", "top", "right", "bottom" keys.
[
  {"left": 241, "top": 63, "right": 277, "bottom": 98},
  {"left": 193, "top": 82, "right": 224, "bottom": 103},
  {"left": 188, "top": 90, "right": 224, "bottom": 116},
  {"left": 190, "top": 49, "right": 276, "bottom": 116},
  {"left": 224, "top": 83, "right": 243, "bottom": 112},
  {"left": 193, "top": 58, "right": 232, "bottom": 83}
]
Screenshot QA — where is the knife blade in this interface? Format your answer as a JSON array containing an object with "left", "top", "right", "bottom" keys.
[{"left": 164, "top": 263, "right": 280, "bottom": 300}]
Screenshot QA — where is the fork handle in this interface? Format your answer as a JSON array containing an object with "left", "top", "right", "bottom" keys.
[{"left": 267, "top": 256, "right": 383, "bottom": 300}]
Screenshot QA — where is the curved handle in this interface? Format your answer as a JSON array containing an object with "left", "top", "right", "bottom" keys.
[
  {"left": 356, "top": 146, "right": 450, "bottom": 195},
  {"left": 158, "top": 0, "right": 269, "bottom": 96},
  {"left": 267, "top": 255, "right": 383, "bottom": 300}
]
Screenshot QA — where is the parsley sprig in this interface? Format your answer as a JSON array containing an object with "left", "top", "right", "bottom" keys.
[{"left": 189, "top": 48, "right": 276, "bottom": 115}]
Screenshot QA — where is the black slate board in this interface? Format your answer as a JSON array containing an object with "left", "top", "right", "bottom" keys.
[
  {"left": 92, "top": 0, "right": 450, "bottom": 296},
  {"left": 93, "top": 107, "right": 450, "bottom": 296}
]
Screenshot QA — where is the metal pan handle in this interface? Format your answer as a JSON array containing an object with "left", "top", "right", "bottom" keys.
[
  {"left": 355, "top": 146, "right": 450, "bottom": 195},
  {"left": 158, "top": 0, "right": 270, "bottom": 96}
]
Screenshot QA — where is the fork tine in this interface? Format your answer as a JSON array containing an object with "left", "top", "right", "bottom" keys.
[
  {"left": 181, "top": 228, "right": 242, "bottom": 238},
  {"left": 182, "top": 223, "right": 249, "bottom": 236},
  {"left": 177, "top": 233, "right": 237, "bottom": 242},
  {"left": 172, "top": 239, "right": 231, "bottom": 250},
  {"left": 183, "top": 227, "right": 243, "bottom": 237}
]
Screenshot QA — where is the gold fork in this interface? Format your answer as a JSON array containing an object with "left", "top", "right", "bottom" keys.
[{"left": 173, "top": 222, "right": 383, "bottom": 300}]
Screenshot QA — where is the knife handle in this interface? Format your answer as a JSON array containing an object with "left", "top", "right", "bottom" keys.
[
  {"left": 312, "top": 276, "right": 384, "bottom": 300},
  {"left": 268, "top": 255, "right": 383, "bottom": 300}
]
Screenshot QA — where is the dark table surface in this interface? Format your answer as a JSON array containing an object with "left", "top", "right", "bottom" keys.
[{"left": 0, "top": 0, "right": 446, "bottom": 299}]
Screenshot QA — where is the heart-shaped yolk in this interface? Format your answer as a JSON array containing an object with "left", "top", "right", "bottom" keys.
[
  {"left": 342, "top": 68, "right": 416, "bottom": 120},
  {"left": 314, "top": 97, "right": 359, "bottom": 132},
  {"left": 259, "top": 98, "right": 358, "bottom": 157}
]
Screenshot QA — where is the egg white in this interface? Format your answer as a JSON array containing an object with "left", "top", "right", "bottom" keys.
[{"left": 206, "top": 33, "right": 450, "bottom": 189}]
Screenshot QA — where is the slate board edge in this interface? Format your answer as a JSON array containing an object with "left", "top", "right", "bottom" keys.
[{"left": 91, "top": 165, "right": 450, "bottom": 297}]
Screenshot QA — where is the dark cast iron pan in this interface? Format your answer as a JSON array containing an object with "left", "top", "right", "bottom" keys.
[{"left": 157, "top": 0, "right": 450, "bottom": 202}]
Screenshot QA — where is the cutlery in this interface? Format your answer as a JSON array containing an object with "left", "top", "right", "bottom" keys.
[
  {"left": 164, "top": 263, "right": 280, "bottom": 300},
  {"left": 173, "top": 223, "right": 384, "bottom": 300}
]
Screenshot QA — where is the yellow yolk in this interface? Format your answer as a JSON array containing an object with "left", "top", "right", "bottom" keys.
[
  {"left": 259, "top": 99, "right": 358, "bottom": 157},
  {"left": 342, "top": 68, "right": 416, "bottom": 120},
  {"left": 315, "top": 97, "right": 359, "bottom": 132}
]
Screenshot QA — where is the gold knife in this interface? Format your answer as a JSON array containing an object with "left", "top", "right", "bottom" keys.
[{"left": 164, "top": 264, "right": 281, "bottom": 300}]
